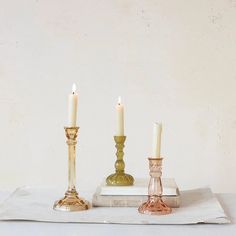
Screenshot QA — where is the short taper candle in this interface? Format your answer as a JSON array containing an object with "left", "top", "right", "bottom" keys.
[
  {"left": 152, "top": 123, "right": 162, "bottom": 157},
  {"left": 116, "top": 96, "right": 124, "bottom": 136},
  {"left": 68, "top": 83, "right": 78, "bottom": 127}
]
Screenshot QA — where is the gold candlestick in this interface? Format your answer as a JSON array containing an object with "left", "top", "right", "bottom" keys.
[
  {"left": 53, "top": 127, "right": 90, "bottom": 211},
  {"left": 138, "top": 157, "right": 172, "bottom": 215},
  {"left": 106, "top": 136, "right": 134, "bottom": 186}
]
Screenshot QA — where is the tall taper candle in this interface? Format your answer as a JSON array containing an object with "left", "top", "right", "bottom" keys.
[
  {"left": 116, "top": 96, "right": 124, "bottom": 136},
  {"left": 152, "top": 123, "right": 162, "bottom": 157},
  {"left": 68, "top": 83, "right": 78, "bottom": 127}
]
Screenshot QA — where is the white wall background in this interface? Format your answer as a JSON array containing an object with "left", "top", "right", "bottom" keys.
[{"left": 0, "top": 0, "right": 236, "bottom": 193}]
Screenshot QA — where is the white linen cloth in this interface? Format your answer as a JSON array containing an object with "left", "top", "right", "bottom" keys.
[{"left": 0, "top": 187, "right": 230, "bottom": 224}]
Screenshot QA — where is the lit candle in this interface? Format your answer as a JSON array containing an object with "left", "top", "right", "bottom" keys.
[
  {"left": 116, "top": 96, "right": 124, "bottom": 136},
  {"left": 68, "top": 83, "right": 78, "bottom": 127},
  {"left": 152, "top": 123, "right": 162, "bottom": 157}
]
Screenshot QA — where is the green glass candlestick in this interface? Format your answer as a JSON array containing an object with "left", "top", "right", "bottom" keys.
[{"left": 106, "top": 136, "right": 134, "bottom": 186}]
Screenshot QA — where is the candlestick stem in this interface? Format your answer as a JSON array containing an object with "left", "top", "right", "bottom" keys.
[
  {"left": 53, "top": 127, "right": 90, "bottom": 211},
  {"left": 68, "top": 137, "right": 76, "bottom": 192}
]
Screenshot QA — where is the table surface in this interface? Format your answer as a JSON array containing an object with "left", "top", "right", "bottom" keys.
[{"left": 0, "top": 191, "right": 235, "bottom": 236}]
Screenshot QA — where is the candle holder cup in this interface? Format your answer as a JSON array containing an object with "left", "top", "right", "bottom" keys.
[
  {"left": 53, "top": 127, "right": 90, "bottom": 211},
  {"left": 106, "top": 136, "right": 134, "bottom": 186},
  {"left": 138, "top": 157, "right": 172, "bottom": 215}
]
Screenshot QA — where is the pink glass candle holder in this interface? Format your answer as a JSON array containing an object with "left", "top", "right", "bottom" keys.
[{"left": 138, "top": 158, "right": 172, "bottom": 215}]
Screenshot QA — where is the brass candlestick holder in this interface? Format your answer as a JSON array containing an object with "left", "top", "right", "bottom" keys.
[
  {"left": 138, "top": 157, "right": 172, "bottom": 215},
  {"left": 53, "top": 127, "right": 90, "bottom": 211},
  {"left": 106, "top": 136, "right": 134, "bottom": 186}
]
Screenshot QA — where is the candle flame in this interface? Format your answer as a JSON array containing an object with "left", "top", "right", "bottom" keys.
[
  {"left": 72, "top": 83, "right": 76, "bottom": 94},
  {"left": 118, "top": 96, "right": 121, "bottom": 105}
]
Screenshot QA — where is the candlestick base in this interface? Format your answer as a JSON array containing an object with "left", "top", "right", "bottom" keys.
[
  {"left": 53, "top": 190, "right": 90, "bottom": 212},
  {"left": 106, "top": 172, "right": 134, "bottom": 186},
  {"left": 138, "top": 196, "right": 172, "bottom": 215}
]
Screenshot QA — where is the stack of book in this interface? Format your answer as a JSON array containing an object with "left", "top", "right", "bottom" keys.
[{"left": 92, "top": 178, "right": 180, "bottom": 207}]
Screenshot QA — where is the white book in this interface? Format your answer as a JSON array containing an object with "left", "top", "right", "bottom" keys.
[
  {"left": 100, "top": 178, "right": 178, "bottom": 196},
  {"left": 92, "top": 190, "right": 180, "bottom": 208}
]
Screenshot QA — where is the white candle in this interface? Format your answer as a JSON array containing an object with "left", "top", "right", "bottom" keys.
[
  {"left": 152, "top": 123, "right": 162, "bottom": 157},
  {"left": 116, "top": 96, "right": 124, "bottom": 136},
  {"left": 68, "top": 83, "right": 78, "bottom": 127}
]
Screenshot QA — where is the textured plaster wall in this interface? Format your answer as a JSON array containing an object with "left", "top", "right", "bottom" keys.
[{"left": 0, "top": 0, "right": 236, "bottom": 192}]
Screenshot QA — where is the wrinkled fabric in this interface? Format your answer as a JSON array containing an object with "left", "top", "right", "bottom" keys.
[{"left": 0, "top": 187, "right": 230, "bottom": 224}]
